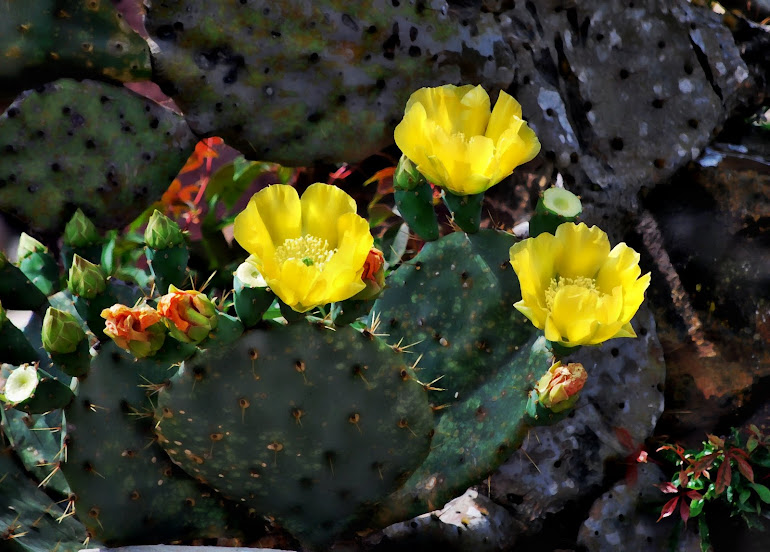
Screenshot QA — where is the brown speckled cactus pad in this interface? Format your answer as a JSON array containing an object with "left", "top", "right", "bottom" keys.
[
  {"left": 145, "top": 0, "right": 513, "bottom": 165},
  {"left": 0, "top": 0, "right": 151, "bottom": 101},
  {"left": 0, "top": 79, "right": 195, "bottom": 234}
]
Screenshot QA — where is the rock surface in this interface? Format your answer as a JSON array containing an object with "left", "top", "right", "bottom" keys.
[
  {"left": 577, "top": 463, "right": 702, "bottom": 552},
  {"left": 490, "top": 306, "right": 665, "bottom": 535},
  {"left": 374, "top": 488, "right": 517, "bottom": 551}
]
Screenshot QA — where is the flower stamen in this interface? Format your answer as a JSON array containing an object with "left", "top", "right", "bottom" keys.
[
  {"left": 545, "top": 276, "right": 599, "bottom": 311},
  {"left": 275, "top": 236, "right": 336, "bottom": 270}
]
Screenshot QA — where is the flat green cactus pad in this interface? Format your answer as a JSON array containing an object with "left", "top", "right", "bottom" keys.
[
  {"left": 60, "top": 342, "right": 237, "bottom": 545},
  {"left": 371, "top": 229, "right": 552, "bottom": 521},
  {"left": 145, "top": 0, "right": 510, "bottom": 165},
  {"left": 0, "top": 0, "right": 151, "bottom": 101},
  {"left": 0, "top": 79, "right": 195, "bottom": 235},
  {"left": 0, "top": 450, "right": 92, "bottom": 552},
  {"left": 0, "top": 408, "right": 70, "bottom": 495},
  {"left": 155, "top": 321, "right": 434, "bottom": 546}
]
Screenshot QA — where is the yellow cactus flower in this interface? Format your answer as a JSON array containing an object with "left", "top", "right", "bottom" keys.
[
  {"left": 233, "top": 183, "right": 373, "bottom": 312},
  {"left": 509, "top": 222, "right": 651, "bottom": 347},
  {"left": 394, "top": 84, "right": 541, "bottom": 195}
]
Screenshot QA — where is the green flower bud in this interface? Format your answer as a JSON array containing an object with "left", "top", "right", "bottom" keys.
[
  {"left": 63, "top": 209, "right": 100, "bottom": 247},
  {"left": 42, "top": 307, "right": 86, "bottom": 354},
  {"left": 3, "top": 365, "right": 38, "bottom": 404},
  {"left": 145, "top": 210, "right": 185, "bottom": 249},
  {"left": 394, "top": 154, "right": 425, "bottom": 191},
  {"left": 68, "top": 255, "right": 106, "bottom": 298},
  {"left": 157, "top": 285, "right": 219, "bottom": 344},
  {"left": 17, "top": 233, "right": 48, "bottom": 260},
  {"left": 0, "top": 299, "right": 6, "bottom": 328}
]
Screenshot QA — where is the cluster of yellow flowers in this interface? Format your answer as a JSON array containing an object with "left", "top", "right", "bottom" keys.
[{"left": 232, "top": 84, "right": 649, "bottom": 350}]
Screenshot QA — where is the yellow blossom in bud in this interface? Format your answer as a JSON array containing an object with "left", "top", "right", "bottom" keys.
[
  {"left": 510, "top": 222, "right": 650, "bottom": 347},
  {"left": 535, "top": 361, "right": 588, "bottom": 412},
  {"left": 394, "top": 84, "right": 541, "bottom": 195},
  {"left": 233, "top": 183, "right": 373, "bottom": 312}
]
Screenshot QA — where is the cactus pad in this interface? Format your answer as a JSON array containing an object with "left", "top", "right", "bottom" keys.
[
  {"left": 60, "top": 342, "right": 236, "bottom": 545},
  {"left": 145, "top": 0, "right": 511, "bottom": 165},
  {"left": 155, "top": 321, "right": 434, "bottom": 546},
  {"left": 0, "top": 0, "right": 150, "bottom": 101},
  {"left": 0, "top": 451, "right": 92, "bottom": 552},
  {"left": 0, "top": 79, "right": 195, "bottom": 234},
  {"left": 371, "top": 230, "right": 551, "bottom": 521}
]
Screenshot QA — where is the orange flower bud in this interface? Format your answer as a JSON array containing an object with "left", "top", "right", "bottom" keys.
[
  {"left": 157, "top": 285, "right": 218, "bottom": 344},
  {"left": 362, "top": 248, "right": 385, "bottom": 283},
  {"left": 535, "top": 361, "right": 588, "bottom": 412},
  {"left": 101, "top": 303, "right": 166, "bottom": 358}
]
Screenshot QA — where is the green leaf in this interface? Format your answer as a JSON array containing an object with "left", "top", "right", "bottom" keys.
[
  {"left": 749, "top": 483, "right": 770, "bottom": 503},
  {"left": 368, "top": 204, "right": 394, "bottom": 228},
  {"left": 739, "top": 488, "right": 751, "bottom": 504},
  {"left": 386, "top": 223, "right": 410, "bottom": 268},
  {"left": 690, "top": 498, "right": 705, "bottom": 518},
  {"left": 698, "top": 516, "right": 711, "bottom": 552}
]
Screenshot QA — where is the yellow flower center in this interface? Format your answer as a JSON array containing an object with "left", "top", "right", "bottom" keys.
[
  {"left": 544, "top": 276, "right": 599, "bottom": 311},
  {"left": 274, "top": 236, "right": 336, "bottom": 269}
]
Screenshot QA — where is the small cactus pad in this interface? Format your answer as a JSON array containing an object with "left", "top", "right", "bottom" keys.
[
  {"left": 155, "top": 321, "right": 434, "bottom": 546},
  {"left": 61, "top": 342, "right": 236, "bottom": 545},
  {"left": 372, "top": 229, "right": 537, "bottom": 405},
  {"left": 370, "top": 229, "right": 552, "bottom": 521},
  {"left": 376, "top": 334, "right": 550, "bottom": 525},
  {"left": 0, "top": 450, "right": 91, "bottom": 552},
  {"left": 145, "top": 0, "right": 511, "bottom": 165},
  {"left": 0, "top": 0, "right": 150, "bottom": 101},
  {"left": 0, "top": 79, "right": 195, "bottom": 234},
  {"left": 0, "top": 408, "right": 70, "bottom": 495}
]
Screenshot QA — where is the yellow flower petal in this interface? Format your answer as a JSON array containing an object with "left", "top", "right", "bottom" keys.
[
  {"left": 509, "top": 222, "right": 649, "bottom": 347},
  {"left": 300, "top": 183, "right": 357, "bottom": 247},
  {"left": 233, "top": 185, "right": 301, "bottom": 259},
  {"left": 554, "top": 223, "right": 611, "bottom": 280},
  {"left": 509, "top": 232, "right": 561, "bottom": 307},
  {"left": 395, "top": 84, "right": 539, "bottom": 195},
  {"left": 459, "top": 85, "right": 491, "bottom": 137},
  {"left": 234, "top": 184, "right": 373, "bottom": 312},
  {"left": 485, "top": 91, "right": 523, "bottom": 143}
]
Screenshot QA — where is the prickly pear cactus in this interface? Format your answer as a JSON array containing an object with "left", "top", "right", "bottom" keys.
[
  {"left": 0, "top": 79, "right": 195, "bottom": 234},
  {"left": 370, "top": 229, "right": 552, "bottom": 523},
  {"left": 0, "top": 449, "right": 92, "bottom": 552},
  {"left": 1, "top": 408, "right": 70, "bottom": 495},
  {"left": 144, "top": 0, "right": 512, "bottom": 164},
  {"left": 60, "top": 341, "right": 240, "bottom": 545},
  {"left": 0, "top": 0, "right": 151, "bottom": 101},
  {"left": 154, "top": 321, "right": 435, "bottom": 546}
]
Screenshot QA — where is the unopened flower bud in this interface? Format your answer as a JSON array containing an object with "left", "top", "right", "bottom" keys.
[
  {"left": 157, "top": 285, "right": 218, "bottom": 344},
  {"left": 145, "top": 210, "right": 185, "bottom": 249},
  {"left": 393, "top": 154, "right": 425, "bottom": 191},
  {"left": 68, "top": 255, "right": 106, "bottom": 298},
  {"left": 17, "top": 233, "right": 48, "bottom": 260},
  {"left": 3, "top": 365, "right": 38, "bottom": 404},
  {"left": 353, "top": 248, "right": 386, "bottom": 301},
  {"left": 535, "top": 361, "right": 588, "bottom": 412},
  {"left": 41, "top": 308, "right": 86, "bottom": 354},
  {"left": 101, "top": 303, "right": 166, "bottom": 358},
  {"left": 63, "top": 209, "right": 100, "bottom": 247}
]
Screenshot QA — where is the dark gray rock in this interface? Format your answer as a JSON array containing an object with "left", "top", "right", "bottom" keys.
[
  {"left": 490, "top": 306, "right": 665, "bottom": 534},
  {"left": 577, "top": 462, "right": 701, "bottom": 552},
  {"left": 498, "top": 0, "right": 756, "bottom": 231}
]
